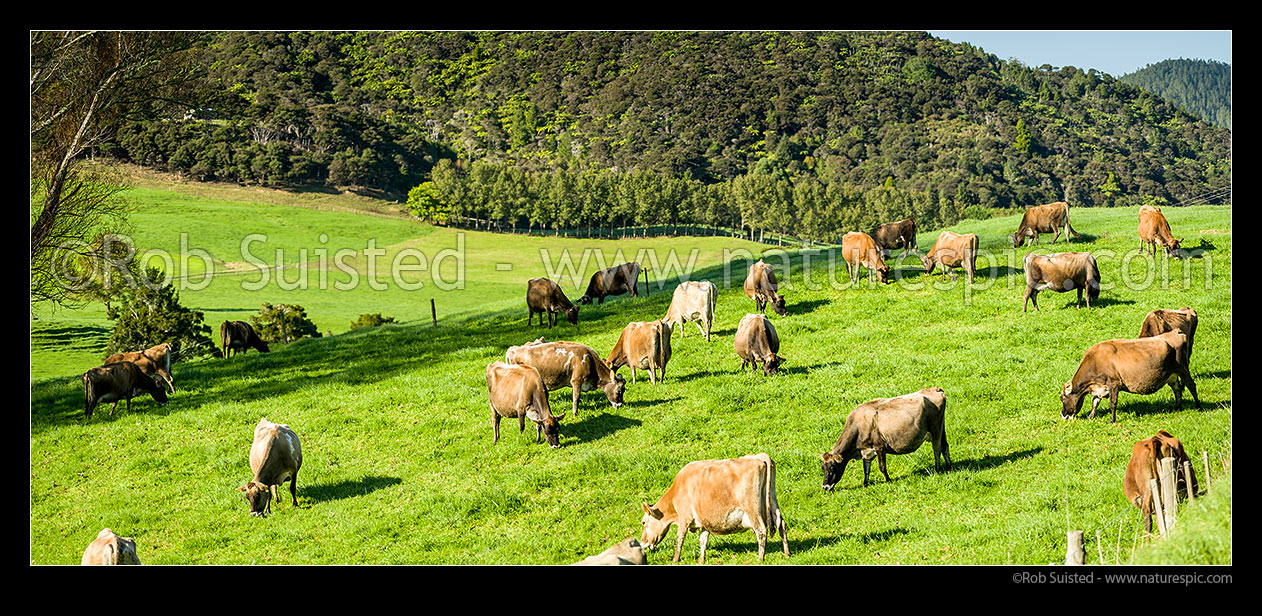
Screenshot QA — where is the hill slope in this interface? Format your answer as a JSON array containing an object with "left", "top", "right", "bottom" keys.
[{"left": 1121, "top": 59, "right": 1232, "bottom": 129}]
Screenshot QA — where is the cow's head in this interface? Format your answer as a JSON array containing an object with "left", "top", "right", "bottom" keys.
[
  {"left": 577, "top": 295, "right": 593, "bottom": 305},
  {"left": 1010, "top": 231, "right": 1027, "bottom": 248},
  {"left": 541, "top": 413, "right": 565, "bottom": 448},
  {"left": 604, "top": 373, "right": 626, "bottom": 408},
  {"left": 820, "top": 451, "right": 848, "bottom": 491},
  {"left": 639, "top": 502, "right": 673, "bottom": 550},
  {"left": 763, "top": 353, "right": 785, "bottom": 376},
  {"left": 149, "top": 384, "right": 170, "bottom": 406},
  {"left": 876, "top": 264, "right": 891, "bottom": 284},
  {"left": 256, "top": 339, "right": 271, "bottom": 353},
  {"left": 919, "top": 254, "right": 936, "bottom": 275},
  {"left": 565, "top": 305, "right": 580, "bottom": 326},
  {"left": 771, "top": 293, "right": 788, "bottom": 316},
  {"left": 237, "top": 481, "right": 271, "bottom": 517},
  {"left": 1167, "top": 238, "right": 1186, "bottom": 259},
  {"left": 1060, "top": 380, "right": 1085, "bottom": 419}
]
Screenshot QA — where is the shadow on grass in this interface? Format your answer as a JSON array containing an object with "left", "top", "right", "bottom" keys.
[
  {"left": 302, "top": 475, "right": 403, "bottom": 504},
  {"left": 787, "top": 299, "right": 829, "bottom": 316},
  {"left": 564, "top": 412, "right": 642, "bottom": 443},
  {"left": 689, "top": 534, "right": 843, "bottom": 561},
  {"left": 954, "top": 446, "right": 1043, "bottom": 472}
]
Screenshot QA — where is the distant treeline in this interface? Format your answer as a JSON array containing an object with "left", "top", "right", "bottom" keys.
[
  {"left": 101, "top": 31, "right": 1231, "bottom": 223},
  {"left": 1121, "top": 59, "right": 1231, "bottom": 130}
]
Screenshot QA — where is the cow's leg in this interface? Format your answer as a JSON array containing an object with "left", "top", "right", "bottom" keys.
[
  {"left": 697, "top": 530, "right": 709, "bottom": 564},
  {"left": 862, "top": 459, "right": 871, "bottom": 487},
  {"left": 877, "top": 453, "right": 891, "bottom": 482},
  {"left": 527, "top": 311, "right": 533, "bottom": 326},
  {"left": 1182, "top": 370, "right": 1202, "bottom": 410},
  {"left": 755, "top": 526, "right": 767, "bottom": 563},
  {"left": 1077, "top": 287, "right": 1084, "bottom": 308},
  {"left": 673, "top": 524, "right": 688, "bottom": 563},
  {"left": 290, "top": 471, "right": 299, "bottom": 506},
  {"left": 572, "top": 387, "right": 581, "bottom": 417},
  {"left": 1088, "top": 395, "right": 1100, "bottom": 420},
  {"left": 519, "top": 414, "right": 526, "bottom": 434},
  {"left": 535, "top": 422, "right": 542, "bottom": 444},
  {"left": 630, "top": 368, "right": 637, "bottom": 384},
  {"left": 1109, "top": 388, "right": 1120, "bottom": 423},
  {"left": 1170, "top": 376, "right": 1184, "bottom": 411},
  {"left": 492, "top": 412, "right": 501, "bottom": 443},
  {"left": 779, "top": 514, "right": 790, "bottom": 557},
  {"left": 648, "top": 365, "right": 657, "bottom": 386}
]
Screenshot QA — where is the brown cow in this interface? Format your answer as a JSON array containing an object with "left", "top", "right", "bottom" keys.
[
  {"left": 1138, "top": 307, "right": 1198, "bottom": 360},
  {"left": 221, "top": 320, "right": 269, "bottom": 358},
  {"left": 1061, "top": 331, "right": 1201, "bottom": 423},
  {"left": 662, "top": 280, "right": 717, "bottom": 340},
  {"left": 571, "top": 538, "right": 648, "bottom": 566},
  {"left": 579, "top": 262, "right": 646, "bottom": 304},
  {"left": 486, "top": 361, "right": 565, "bottom": 448},
  {"left": 841, "top": 231, "right": 890, "bottom": 285},
  {"left": 505, "top": 336, "right": 546, "bottom": 364},
  {"left": 236, "top": 418, "right": 302, "bottom": 517},
  {"left": 820, "top": 387, "right": 951, "bottom": 489},
  {"left": 1022, "top": 252, "right": 1101, "bottom": 312},
  {"left": 82, "top": 361, "right": 169, "bottom": 419},
  {"left": 506, "top": 340, "right": 626, "bottom": 416},
  {"left": 743, "top": 260, "right": 786, "bottom": 316},
  {"left": 920, "top": 231, "right": 979, "bottom": 283},
  {"left": 639, "top": 453, "right": 789, "bottom": 563},
  {"left": 1010, "top": 201, "right": 1081, "bottom": 247},
  {"left": 607, "top": 320, "right": 672, "bottom": 385},
  {"left": 526, "top": 277, "right": 580, "bottom": 328},
  {"left": 1123, "top": 430, "right": 1199, "bottom": 532},
  {"left": 104, "top": 342, "right": 175, "bottom": 394},
  {"left": 734, "top": 313, "right": 783, "bottom": 376},
  {"left": 871, "top": 217, "right": 918, "bottom": 258},
  {"left": 81, "top": 528, "right": 141, "bottom": 565},
  {"left": 1138, "top": 205, "right": 1185, "bottom": 258}
]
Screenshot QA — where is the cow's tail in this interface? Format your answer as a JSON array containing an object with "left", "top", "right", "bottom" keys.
[
  {"left": 640, "top": 265, "right": 649, "bottom": 297},
  {"left": 761, "top": 454, "right": 780, "bottom": 540},
  {"left": 220, "top": 321, "right": 230, "bottom": 358},
  {"left": 1086, "top": 255, "right": 1101, "bottom": 300}
]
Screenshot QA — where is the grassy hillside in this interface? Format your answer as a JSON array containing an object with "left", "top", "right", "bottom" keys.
[{"left": 30, "top": 200, "right": 1231, "bottom": 564}]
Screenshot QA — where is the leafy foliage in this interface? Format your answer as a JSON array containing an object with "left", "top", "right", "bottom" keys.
[
  {"left": 103, "top": 266, "right": 218, "bottom": 362},
  {"left": 249, "top": 302, "right": 321, "bottom": 344},
  {"left": 1121, "top": 59, "right": 1231, "bottom": 129},
  {"left": 350, "top": 313, "right": 397, "bottom": 329}
]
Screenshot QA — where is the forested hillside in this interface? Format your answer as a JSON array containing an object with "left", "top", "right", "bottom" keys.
[
  {"left": 1121, "top": 59, "right": 1231, "bottom": 130},
  {"left": 101, "top": 31, "right": 1232, "bottom": 240}
]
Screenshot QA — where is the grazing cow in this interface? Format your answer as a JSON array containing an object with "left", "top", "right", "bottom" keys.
[
  {"left": 572, "top": 538, "right": 648, "bottom": 566},
  {"left": 80, "top": 528, "right": 141, "bottom": 565},
  {"left": 1061, "top": 331, "right": 1201, "bottom": 423},
  {"left": 506, "top": 340, "right": 626, "bottom": 416},
  {"left": 1010, "top": 201, "right": 1081, "bottom": 247},
  {"left": 1022, "top": 252, "right": 1101, "bottom": 312},
  {"left": 1138, "top": 205, "right": 1185, "bottom": 258},
  {"left": 486, "top": 361, "right": 565, "bottom": 448},
  {"left": 662, "top": 280, "right": 717, "bottom": 341},
  {"left": 1123, "top": 430, "right": 1199, "bottom": 532},
  {"left": 640, "top": 453, "right": 789, "bottom": 563},
  {"left": 1138, "top": 307, "right": 1198, "bottom": 360},
  {"left": 526, "top": 277, "right": 579, "bottom": 329},
  {"left": 578, "top": 262, "right": 646, "bottom": 304},
  {"left": 841, "top": 231, "right": 891, "bottom": 285},
  {"left": 734, "top": 313, "right": 783, "bottom": 376},
  {"left": 743, "top": 260, "right": 787, "bottom": 316},
  {"left": 236, "top": 418, "right": 302, "bottom": 517},
  {"left": 505, "top": 336, "right": 546, "bottom": 363},
  {"left": 82, "top": 361, "right": 169, "bottom": 419},
  {"left": 820, "top": 387, "right": 951, "bottom": 489},
  {"left": 104, "top": 342, "right": 175, "bottom": 394},
  {"left": 221, "top": 320, "right": 269, "bottom": 358},
  {"left": 871, "top": 217, "right": 918, "bottom": 258},
  {"left": 920, "top": 232, "right": 979, "bottom": 283},
  {"left": 607, "top": 320, "right": 672, "bottom": 385}
]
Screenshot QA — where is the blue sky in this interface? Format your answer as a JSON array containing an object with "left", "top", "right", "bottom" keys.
[{"left": 928, "top": 31, "right": 1231, "bottom": 77}]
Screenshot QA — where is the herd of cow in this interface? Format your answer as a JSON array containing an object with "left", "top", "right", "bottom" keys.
[{"left": 73, "top": 201, "right": 1211, "bottom": 565}]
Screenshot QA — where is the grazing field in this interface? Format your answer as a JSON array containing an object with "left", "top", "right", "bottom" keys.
[{"left": 30, "top": 201, "right": 1231, "bottom": 565}]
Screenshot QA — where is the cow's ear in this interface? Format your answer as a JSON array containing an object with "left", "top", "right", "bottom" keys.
[
  {"left": 641, "top": 502, "right": 660, "bottom": 518},
  {"left": 236, "top": 485, "right": 247, "bottom": 492},
  {"left": 820, "top": 452, "right": 833, "bottom": 462}
]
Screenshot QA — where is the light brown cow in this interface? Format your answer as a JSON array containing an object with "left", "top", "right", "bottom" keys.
[
  {"left": 871, "top": 217, "right": 918, "bottom": 258},
  {"left": 662, "top": 280, "right": 717, "bottom": 340},
  {"left": 743, "top": 260, "right": 787, "bottom": 316},
  {"left": 607, "top": 320, "right": 672, "bottom": 385},
  {"left": 81, "top": 528, "right": 141, "bottom": 565},
  {"left": 506, "top": 340, "right": 626, "bottom": 416},
  {"left": 1138, "top": 307, "right": 1198, "bottom": 360},
  {"left": 104, "top": 342, "right": 175, "bottom": 394},
  {"left": 579, "top": 262, "right": 646, "bottom": 304},
  {"left": 82, "top": 361, "right": 169, "bottom": 419},
  {"left": 505, "top": 336, "right": 546, "bottom": 364},
  {"left": 571, "top": 538, "right": 648, "bottom": 565},
  {"left": 486, "top": 361, "right": 565, "bottom": 448},
  {"left": 640, "top": 453, "right": 789, "bottom": 563},
  {"left": 1061, "top": 331, "right": 1201, "bottom": 423},
  {"left": 526, "top": 277, "right": 579, "bottom": 328},
  {"left": 1010, "top": 201, "right": 1081, "bottom": 247},
  {"left": 1138, "top": 205, "right": 1185, "bottom": 258},
  {"left": 920, "top": 231, "right": 979, "bottom": 283},
  {"left": 236, "top": 418, "right": 303, "bottom": 517},
  {"left": 841, "top": 231, "right": 890, "bottom": 285},
  {"left": 820, "top": 387, "right": 951, "bottom": 489},
  {"left": 1022, "top": 252, "right": 1101, "bottom": 312},
  {"left": 1123, "top": 430, "right": 1199, "bottom": 532},
  {"left": 734, "top": 313, "right": 783, "bottom": 376}
]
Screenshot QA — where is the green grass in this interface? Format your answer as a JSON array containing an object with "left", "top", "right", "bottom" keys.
[
  {"left": 30, "top": 201, "right": 1232, "bottom": 565},
  {"left": 1131, "top": 471, "right": 1232, "bottom": 565}
]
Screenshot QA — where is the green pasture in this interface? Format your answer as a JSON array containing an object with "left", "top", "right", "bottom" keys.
[{"left": 30, "top": 200, "right": 1231, "bottom": 564}]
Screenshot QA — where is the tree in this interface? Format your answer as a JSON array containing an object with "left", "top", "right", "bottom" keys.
[
  {"left": 406, "top": 181, "right": 448, "bottom": 223},
  {"left": 104, "top": 265, "right": 218, "bottom": 362},
  {"left": 1014, "top": 118, "right": 1032, "bottom": 154},
  {"left": 250, "top": 303, "right": 321, "bottom": 344},
  {"left": 350, "top": 313, "right": 397, "bottom": 329},
  {"left": 31, "top": 31, "right": 202, "bottom": 306}
]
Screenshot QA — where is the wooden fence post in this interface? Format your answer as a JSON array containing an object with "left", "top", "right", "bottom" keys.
[
  {"left": 1160, "top": 457, "right": 1178, "bottom": 527},
  {"left": 1065, "top": 530, "right": 1084, "bottom": 565},
  {"left": 1095, "top": 530, "right": 1105, "bottom": 565},
  {"left": 1183, "top": 460, "right": 1195, "bottom": 500},
  {"left": 1150, "top": 478, "right": 1167, "bottom": 538},
  {"left": 431, "top": 298, "right": 437, "bottom": 327}
]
